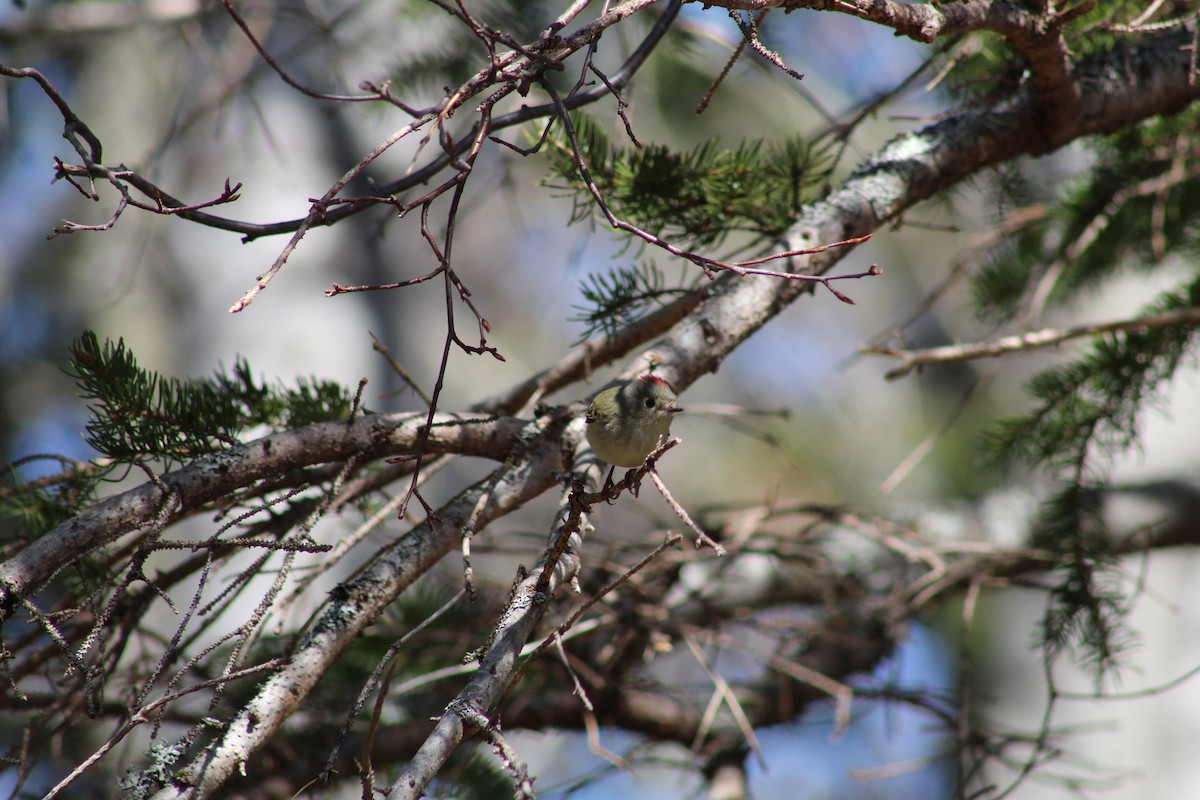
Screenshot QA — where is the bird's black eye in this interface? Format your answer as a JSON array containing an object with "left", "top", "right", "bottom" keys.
[{"left": 643, "top": 397, "right": 655, "bottom": 409}]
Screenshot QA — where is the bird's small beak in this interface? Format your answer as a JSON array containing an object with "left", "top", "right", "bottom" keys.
[{"left": 668, "top": 407, "right": 683, "bottom": 413}]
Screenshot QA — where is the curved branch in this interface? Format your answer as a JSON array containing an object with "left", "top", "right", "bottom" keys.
[
  {"left": 645, "top": 23, "right": 1200, "bottom": 393},
  {"left": 721, "top": 0, "right": 1094, "bottom": 138},
  {"left": 865, "top": 306, "right": 1200, "bottom": 380},
  {"left": 4, "top": 1, "right": 684, "bottom": 242},
  {"left": 723, "top": 0, "right": 1082, "bottom": 45},
  {"left": 146, "top": 443, "right": 566, "bottom": 799},
  {"left": 0, "top": 411, "right": 528, "bottom": 619}
]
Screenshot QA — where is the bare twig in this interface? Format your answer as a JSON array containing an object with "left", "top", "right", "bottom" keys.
[
  {"left": 370, "top": 332, "right": 434, "bottom": 406},
  {"left": 730, "top": 9, "right": 803, "bottom": 81},
  {"left": 649, "top": 467, "right": 726, "bottom": 556},
  {"left": 864, "top": 307, "right": 1200, "bottom": 380},
  {"left": 500, "top": 531, "right": 684, "bottom": 708},
  {"left": 682, "top": 630, "right": 765, "bottom": 767},
  {"left": 227, "top": 118, "right": 432, "bottom": 313},
  {"left": 217, "top": 0, "right": 384, "bottom": 105},
  {"left": 385, "top": 456, "right": 590, "bottom": 798},
  {"left": 697, "top": 16, "right": 751, "bottom": 114},
  {"left": 40, "top": 659, "right": 284, "bottom": 800},
  {"left": 0, "top": 65, "right": 103, "bottom": 162},
  {"left": 321, "top": 588, "right": 467, "bottom": 783}
]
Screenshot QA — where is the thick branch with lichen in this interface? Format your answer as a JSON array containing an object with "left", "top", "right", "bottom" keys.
[{"left": 0, "top": 411, "right": 527, "bottom": 618}]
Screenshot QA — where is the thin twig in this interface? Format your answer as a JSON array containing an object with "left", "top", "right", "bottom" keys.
[
  {"left": 40, "top": 659, "right": 284, "bottom": 800},
  {"left": 545, "top": 77, "right": 879, "bottom": 292},
  {"left": 730, "top": 9, "right": 803, "bottom": 81},
  {"left": 682, "top": 630, "right": 766, "bottom": 768},
  {"left": 649, "top": 467, "right": 726, "bottom": 556},
  {"left": 697, "top": 16, "right": 749, "bottom": 114},
  {"left": 864, "top": 306, "right": 1200, "bottom": 380},
  {"left": 228, "top": 117, "right": 432, "bottom": 312},
  {"left": 370, "top": 332, "right": 434, "bottom": 406},
  {"left": 503, "top": 531, "right": 684, "bottom": 704},
  {"left": 218, "top": 0, "right": 386, "bottom": 104},
  {"left": 321, "top": 588, "right": 467, "bottom": 783}
]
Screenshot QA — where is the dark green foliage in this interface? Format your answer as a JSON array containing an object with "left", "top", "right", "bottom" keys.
[
  {"left": 1033, "top": 483, "right": 1133, "bottom": 677},
  {"left": 0, "top": 461, "right": 99, "bottom": 543},
  {"left": 971, "top": 219, "right": 1051, "bottom": 323},
  {"left": 568, "top": 262, "right": 691, "bottom": 341},
  {"left": 988, "top": 279, "right": 1200, "bottom": 472},
  {"left": 547, "top": 114, "right": 832, "bottom": 336},
  {"left": 976, "top": 100, "right": 1200, "bottom": 675},
  {"left": 545, "top": 112, "right": 832, "bottom": 251},
  {"left": 68, "top": 331, "right": 351, "bottom": 463},
  {"left": 1, "top": 332, "right": 352, "bottom": 538},
  {"left": 283, "top": 377, "right": 358, "bottom": 428},
  {"left": 1051, "top": 129, "right": 1200, "bottom": 298},
  {"left": 979, "top": 106, "right": 1200, "bottom": 478},
  {"left": 972, "top": 108, "right": 1200, "bottom": 321},
  {"left": 986, "top": 268, "right": 1200, "bottom": 675},
  {"left": 69, "top": 333, "right": 245, "bottom": 460}
]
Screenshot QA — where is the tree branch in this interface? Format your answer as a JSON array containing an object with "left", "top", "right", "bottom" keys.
[
  {"left": 0, "top": 411, "right": 527, "bottom": 619},
  {"left": 864, "top": 306, "right": 1200, "bottom": 379},
  {"left": 647, "top": 22, "right": 1200, "bottom": 392},
  {"left": 143, "top": 422, "right": 568, "bottom": 799}
]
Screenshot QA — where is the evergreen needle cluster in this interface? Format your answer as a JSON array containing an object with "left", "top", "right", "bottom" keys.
[
  {"left": 976, "top": 108, "right": 1200, "bottom": 672},
  {"left": 546, "top": 112, "right": 829, "bottom": 251},
  {"left": 568, "top": 262, "right": 690, "bottom": 341},
  {"left": 546, "top": 112, "right": 832, "bottom": 339},
  {"left": 1, "top": 332, "right": 351, "bottom": 537}
]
